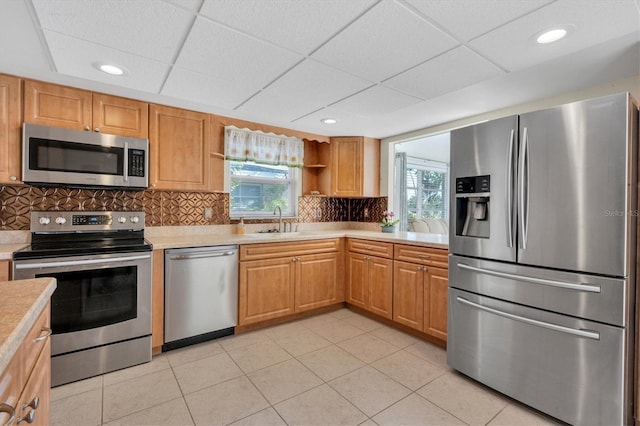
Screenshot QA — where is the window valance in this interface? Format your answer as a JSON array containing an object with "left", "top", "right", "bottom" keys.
[{"left": 224, "top": 125, "right": 304, "bottom": 168}]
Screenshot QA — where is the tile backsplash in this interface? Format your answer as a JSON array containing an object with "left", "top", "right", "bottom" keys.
[{"left": 0, "top": 185, "right": 387, "bottom": 230}]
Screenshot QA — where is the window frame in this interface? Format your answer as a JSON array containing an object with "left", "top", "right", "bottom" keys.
[
  {"left": 406, "top": 157, "right": 449, "bottom": 220},
  {"left": 226, "top": 160, "right": 300, "bottom": 219}
]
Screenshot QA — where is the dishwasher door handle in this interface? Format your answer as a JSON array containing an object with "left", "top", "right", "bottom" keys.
[{"left": 169, "top": 251, "right": 236, "bottom": 260}]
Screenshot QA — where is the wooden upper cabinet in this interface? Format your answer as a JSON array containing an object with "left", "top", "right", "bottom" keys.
[
  {"left": 92, "top": 93, "right": 148, "bottom": 138},
  {"left": 149, "top": 104, "right": 210, "bottom": 191},
  {"left": 330, "top": 136, "right": 380, "bottom": 197},
  {"left": 0, "top": 74, "right": 22, "bottom": 184},
  {"left": 24, "top": 80, "right": 148, "bottom": 138},
  {"left": 24, "top": 80, "right": 92, "bottom": 131}
]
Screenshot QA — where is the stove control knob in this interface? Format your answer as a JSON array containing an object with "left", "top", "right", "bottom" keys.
[
  {"left": 117, "top": 216, "right": 127, "bottom": 224},
  {"left": 55, "top": 217, "right": 66, "bottom": 225},
  {"left": 130, "top": 216, "right": 140, "bottom": 224},
  {"left": 38, "top": 217, "right": 50, "bottom": 225}
]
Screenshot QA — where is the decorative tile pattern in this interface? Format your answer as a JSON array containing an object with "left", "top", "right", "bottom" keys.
[
  {"left": 0, "top": 185, "right": 386, "bottom": 230},
  {"left": 0, "top": 185, "right": 230, "bottom": 230}
]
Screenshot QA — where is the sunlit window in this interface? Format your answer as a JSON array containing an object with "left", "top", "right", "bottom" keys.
[{"left": 229, "top": 161, "right": 298, "bottom": 218}]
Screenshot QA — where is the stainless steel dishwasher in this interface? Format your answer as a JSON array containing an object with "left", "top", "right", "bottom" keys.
[{"left": 163, "top": 245, "right": 238, "bottom": 351}]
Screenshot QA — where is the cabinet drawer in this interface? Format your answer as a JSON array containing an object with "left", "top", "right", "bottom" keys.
[
  {"left": 21, "top": 304, "right": 51, "bottom": 382},
  {"left": 394, "top": 244, "right": 448, "bottom": 268},
  {"left": 240, "top": 239, "right": 339, "bottom": 261},
  {"left": 347, "top": 239, "right": 393, "bottom": 259}
]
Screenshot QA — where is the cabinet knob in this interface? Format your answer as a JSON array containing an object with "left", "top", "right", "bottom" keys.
[
  {"left": 0, "top": 403, "right": 15, "bottom": 426},
  {"left": 22, "top": 397, "right": 39, "bottom": 411},
  {"left": 94, "top": 127, "right": 100, "bottom": 132},
  {"left": 416, "top": 266, "right": 421, "bottom": 270},
  {"left": 83, "top": 125, "right": 90, "bottom": 131},
  {"left": 9, "top": 176, "right": 16, "bottom": 181},
  {"left": 17, "top": 410, "right": 35, "bottom": 424}
]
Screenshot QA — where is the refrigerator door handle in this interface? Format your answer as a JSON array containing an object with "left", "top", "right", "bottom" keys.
[
  {"left": 506, "top": 129, "right": 515, "bottom": 247},
  {"left": 518, "top": 127, "right": 529, "bottom": 249},
  {"left": 457, "top": 263, "right": 601, "bottom": 293},
  {"left": 455, "top": 296, "right": 601, "bottom": 340}
]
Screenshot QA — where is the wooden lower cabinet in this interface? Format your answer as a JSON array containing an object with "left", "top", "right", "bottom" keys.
[
  {"left": 295, "top": 252, "right": 340, "bottom": 312},
  {"left": 239, "top": 257, "right": 296, "bottom": 325},
  {"left": 0, "top": 303, "right": 51, "bottom": 426},
  {"left": 152, "top": 249, "right": 164, "bottom": 355},
  {"left": 393, "top": 260, "right": 424, "bottom": 331},
  {"left": 424, "top": 267, "right": 448, "bottom": 340},
  {"left": 346, "top": 251, "right": 393, "bottom": 320},
  {"left": 238, "top": 240, "right": 343, "bottom": 326}
]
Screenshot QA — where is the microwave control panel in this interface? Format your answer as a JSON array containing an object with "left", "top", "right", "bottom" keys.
[{"left": 128, "top": 149, "right": 146, "bottom": 177}]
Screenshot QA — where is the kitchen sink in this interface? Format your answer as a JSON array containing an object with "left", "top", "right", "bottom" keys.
[{"left": 246, "top": 232, "right": 302, "bottom": 239}]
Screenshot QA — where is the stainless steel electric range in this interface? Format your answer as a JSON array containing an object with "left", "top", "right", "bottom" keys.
[{"left": 13, "top": 211, "right": 153, "bottom": 387}]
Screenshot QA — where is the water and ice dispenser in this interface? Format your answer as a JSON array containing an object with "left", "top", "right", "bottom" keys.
[{"left": 455, "top": 175, "right": 490, "bottom": 238}]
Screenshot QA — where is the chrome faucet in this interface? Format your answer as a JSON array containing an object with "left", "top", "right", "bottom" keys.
[{"left": 273, "top": 205, "right": 282, "bottom": 232}]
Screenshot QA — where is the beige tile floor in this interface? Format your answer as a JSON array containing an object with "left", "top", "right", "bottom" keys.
[{"left": 50, "top": 308, "right": 560, "bottom": 426}]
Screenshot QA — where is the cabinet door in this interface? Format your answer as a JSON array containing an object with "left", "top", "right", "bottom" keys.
[
  {"left": 149, "top": 104, "right": 210, "bottom": 191},
  {"left": 0, "top": 75, "right": 21, "bottom": 184},
  {"left": 424, "top": 267, "right": 448, "bottom": 340},
  {"left": 346, "top": 252, "right": 368, "bottom": 310},
  {"left": 295, "top": 252, "right": 340, "bottom": 312},
  {"left": 93, "top": 93, "right": 148, "bottom": 138},
  {"left": 16, "top": 339, "right": 50, "bottom": 426},
  {"left": 393, "top": 261, "right": 424, "bottom": 330},
  {"left": 239, "top": 258, "right": 295, "bottom": 325},
  {"left": 24, "top": 80, "right": 92, "bottom": 131},
  {"left": 368, "top": 256, "right": 393, "bottom": 320},
  {"left": 331, "top": 137, "right": 362, "bottom": 196}
]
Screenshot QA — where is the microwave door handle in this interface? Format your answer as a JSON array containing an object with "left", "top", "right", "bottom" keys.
[{"left": 123, "top": 141, "right": 129, "bottom": 183}]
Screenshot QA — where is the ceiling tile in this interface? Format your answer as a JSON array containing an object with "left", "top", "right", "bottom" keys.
[
  {"left": 32, "top": 0, "right": 194, "bottom": 63},
  {"left": 383, "top": 46, "right": 504, "bottom": 100},
  {"left": 311, "top": 0, "right": 458, "bottom": 82},
  {"left": 291, "top": 107, "right": 375, "bottom": 136},
  {"left": 43, "top": 31, "right": 171, "bottom": 93},
  {"left": 264, "top": 59, "right": 373, "bottom": 108},
  {"left": 468, "top": 0, "right": 640, "bottom": 72},
  {"left": 199, "top": 0, "right": 377, "bottom": 54},
  {"left": 162, "top": 0, "right": 203, "bottom": 12},
  {"left": 235, "top": 90, "right": 324, "bottom": 123},
  {"left": 330, "top": 85, "right": 423, "bottom": 117},
  {"left": 162, "top": 66, "right": 257, "bottom": 109},
  {"left": 174, "top": 17, "right": 303, "bottom": 92},
  {"left": 404, "top": 0, "right": 553, "bottom": 42},
  {"left": 0, "top": 0, "right": 51, "bottom": 73}
]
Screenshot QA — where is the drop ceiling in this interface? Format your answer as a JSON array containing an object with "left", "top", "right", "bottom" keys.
[{"left": 1, "top": 0, "right": 638, "bottom": 139}]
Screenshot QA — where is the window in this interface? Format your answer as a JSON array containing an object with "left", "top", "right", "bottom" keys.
[
  {"left": 229, "top": 160, "right": 299, "bottom": 218},
  {"left": 406, "top": 158, "right": 449, "bottom": 220}
]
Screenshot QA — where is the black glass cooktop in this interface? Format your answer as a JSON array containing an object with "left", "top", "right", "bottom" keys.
[{"left": 13, "top": 230, "right": 152, "bottom": 260}]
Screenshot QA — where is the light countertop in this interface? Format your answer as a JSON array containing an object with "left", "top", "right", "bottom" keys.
[
  {"left": 0, "top": 278, "right": 57, "bottom": 373},
  {"left": 149, "top": 230, "right": 448, "bottom": 250}
]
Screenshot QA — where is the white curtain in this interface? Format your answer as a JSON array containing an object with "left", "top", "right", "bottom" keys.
[{"left": 224, "top": 125, "right": 304, "bottom": 168}]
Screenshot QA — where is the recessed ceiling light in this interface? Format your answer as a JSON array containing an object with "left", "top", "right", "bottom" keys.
[
  {"left": 321, "top": 118, "right": 337, "bottom": 124},
  {"left": 536, "top": 28, "right": 568, "bottom": 44},
  {"left": 93, "top": 62, "right": 127, "bottom": 76}
]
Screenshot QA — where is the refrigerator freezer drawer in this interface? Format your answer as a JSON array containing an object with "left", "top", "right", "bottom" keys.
[
  {"left": 448, "top": 288, "right": 632, "bottom": 426},
  {"left": 449, "top": 254, "right": 630, "bottom": 327}
]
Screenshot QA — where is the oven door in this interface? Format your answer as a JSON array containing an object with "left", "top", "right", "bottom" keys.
[{"left": 13, "top": 251, "right": 152, "bottom": 356}]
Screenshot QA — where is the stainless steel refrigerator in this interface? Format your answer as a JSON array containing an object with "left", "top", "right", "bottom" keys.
[{"left": 448, "top": 93, "right": 638, "bottom": 425}]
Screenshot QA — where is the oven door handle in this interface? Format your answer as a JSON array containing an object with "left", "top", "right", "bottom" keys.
[{"left": 14, "top": 254, "right": 151, "bottom": 270}]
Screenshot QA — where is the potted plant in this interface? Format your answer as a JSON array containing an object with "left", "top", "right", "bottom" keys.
[{"left": 380, "top": 211, "right": 399, "bottom": 233}]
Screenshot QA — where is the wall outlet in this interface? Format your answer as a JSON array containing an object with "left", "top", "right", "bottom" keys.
[
  {"left": 364, "top": 208, "right": 369, "bottom": 218},
  {"left": 315, "top": 208, "right": 322, "bottom": 219},
  {"left": 203, "top": 207, "right": 213, "bottom": 220}
]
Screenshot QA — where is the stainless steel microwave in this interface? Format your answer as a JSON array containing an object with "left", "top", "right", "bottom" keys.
[{"left": 22, "top": 123, "right": 149, "bottom": 189}]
